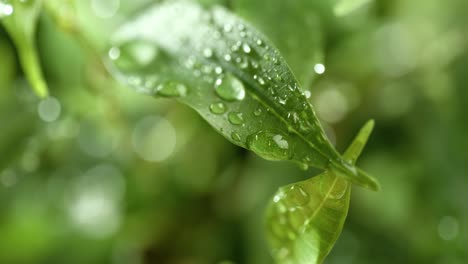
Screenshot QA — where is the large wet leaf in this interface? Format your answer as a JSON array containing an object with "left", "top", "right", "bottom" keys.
[
  {"left": 266, "top": 120, "right": 375, "bottom": 264},
  {"left": 1, "top": 0, "right": 48, "bottom": 97},
  {"left": 105, "top": 0, "right": 379, "bottom": 190}
]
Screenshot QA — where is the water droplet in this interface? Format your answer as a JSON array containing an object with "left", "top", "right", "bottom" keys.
[
  {"left": 288, "top": 207, "right": 308, "bottom": 230},
  {"left": 274, "top": 74, "right": 283, "bottom": 82},
  {"left": 231, "top": 132, "right": 241, "bottom": 142},
  {"left": 314, "top": 63, "right": 326, "bottom": 74},
  {"left": 203, "top": 48, "right": 213, "bottom": 58},
  {"left": 298, "top": 163, "right": 309, "bottom": 171},
  {"left": 156, "top": 81, "right": 188, "bottom": 97},
  {"left": 256, "top": 39, "right": 263, "bottom": 46},
  {"left": 235, "top": 57, "right": 248, "bottom": 69},
  {"left": 278, "top": 97, "right": 287, "bottom": 105},
  {"left": 0, "top": 2, "right": 14, "bottom": 18},
  {"left": 228, "top": 112, "right": 244, "bottom": 125},
  {"left": 319, "top": 176, "right": 348, "bottom": 199},
  {"left": 214, "top": 73, "right": 246, "bottom": 101},
  {"left": 254, "top": 75, "right": 266, "bottom": 86},
  {"left": 231, "top": 41, "right": 241, "bottom": 52},
  {"left": 224, "top": 54, "right": 232, "bottom": 61},
  {"left": 108, "top": 47, "right": 120, "bottom": 60},
  {"left": 240, "top": 31, "right": 247, "bottom": 38},
  {"left": 272, "top": 57, "right": 280, "bottom": 65},
  {"left": 247, "top": 131, "right": 292, "bottom": 161},
  {"left": 242, "top": 43, "right": 251, "bottom": 54},
  {"left": 111, "top": 40, "right": 161, "bottom": 72},
  {"left": 304, "top": 90, "right": 312, "bottom": 99},
  {"left": 273, "top": 193, "right": 283, "bottom": 203},
  {"left": 285, "top": 186, "right": 309, "bottom": 206},
  {"left": 254, "top": 108, "right": 262, "bottom": 116},
  {"left": 209, "top": 102, "right": 227, "bottom": 115}
]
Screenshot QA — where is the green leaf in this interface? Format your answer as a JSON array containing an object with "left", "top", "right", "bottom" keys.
[
  {"left": 233, "top": 0, "right": 326, "bottom": 87},
  {"left": 105, "top": 0, "right": 379, "bottom": 190},
  {"left": 265, "top": 120, "right": 375, "bottom": 264},
  {"left": 1, "top": 0, "right": 49, "bottom": 97}
]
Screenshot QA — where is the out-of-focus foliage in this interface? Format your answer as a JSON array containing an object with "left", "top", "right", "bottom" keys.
[
  {"left": 1, "top": 0, "right": 48, "bottom": 97},
  {"left": 0, "top": 0, "right": 467, "bottom": 263}
]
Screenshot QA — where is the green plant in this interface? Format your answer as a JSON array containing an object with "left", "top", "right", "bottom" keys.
[{"left": 1, "top": 0, "right": 380, "bottom": 263}]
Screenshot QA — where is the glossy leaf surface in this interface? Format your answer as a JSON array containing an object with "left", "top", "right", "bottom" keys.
[
  {"left": 266, "top": 120, "right": 375, "bottom": 264},
  {"left": 234, "top": 0, "right": 326, "bottom": 86},
  {"left": 105, "top": 0, "right": 379, "bottom": 190}
]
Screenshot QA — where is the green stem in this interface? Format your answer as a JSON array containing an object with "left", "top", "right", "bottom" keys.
[{"left": 17, "top": 40, "right": 48, "bottom": 98}]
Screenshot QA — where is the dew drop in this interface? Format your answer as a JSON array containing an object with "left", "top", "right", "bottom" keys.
[
  {"left": 231, "top": 41, "right": 241, "bottom": 52},
  {"left": 224, "top": 54, "right": 232, "bottom": 62},
  {"left": 258, "top": 77, "right": 266, "bottom": 86},
  {"left": 108, "top": 47, "right": 120, "bottom": 60},
  {"left": 298, "top": 163, "right": 309, "bottom": 171},
  {"left": 256, "top": 39, "right": 263, "bottom": 46},
  {"left": 288, "top": 207, "right": 308, "bottom": 230},
  {"left": 274, "top": 74, "right": 283, "bottom": 82},
  {"left": 231, "top": 132, "right": 241, "bottom": 142},
  {"left": 314, "top": 63, "right": 326, "bottom": 74},
  {"left": 228, "top": 112, "right": 244, "bottom": 125},
  {"left": 214, "top": 73, "right": 246, "bottom": 101},
  {"left": 272, "top": 57, "right": 280, "bottom": 65},
  {"left": 254, "top": 108, "right": 262, "bottom": 116},
  {"left": 156, "top": 81, "right": 188, "bottom": 97},
  {"left": 209, "top": 102, "right": 227, "bottom": 115},
  {"left": 285, "top": 186, "right": 309, "bottom": 206},
  {"left": 247, "top": 131, "right": 292, "bottom": 161},
  {"left": 237, "top": 57, "right": 249, "bottom": 69}
]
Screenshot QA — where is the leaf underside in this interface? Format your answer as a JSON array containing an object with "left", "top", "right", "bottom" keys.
[{"left": 266, "top": 120, "right": 375, "bottom": 264}]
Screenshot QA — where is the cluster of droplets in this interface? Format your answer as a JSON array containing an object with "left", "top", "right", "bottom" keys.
[
  {"left": 269, "top": 185, "right": 311, "bottom": 261},
  {"left": 268, "top": 175, "right": 349, "bottom": 261},
  {"left": 108, "top": 40, "right": 191, "bottom": 98},
  {"left": 106, "top": 14, "right": 326, "bottom": 166}
]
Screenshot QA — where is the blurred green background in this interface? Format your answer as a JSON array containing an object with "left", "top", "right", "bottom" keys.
[{"left": 1, "top": 0, "right": 467, "bottom": 263}]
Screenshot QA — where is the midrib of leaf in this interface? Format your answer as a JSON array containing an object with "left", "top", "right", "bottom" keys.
[
  {"left": 266, "top": 120, "right": 375, "bottom": 263},
  {"left": 311, "top": 175, "right": 344, "bottom": 221},
  {"left": 106, "top": 0, "right": 379, "bottom": 190},
  {"left": 217, "top": 59, "right": 332, "bottom": 163}
]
